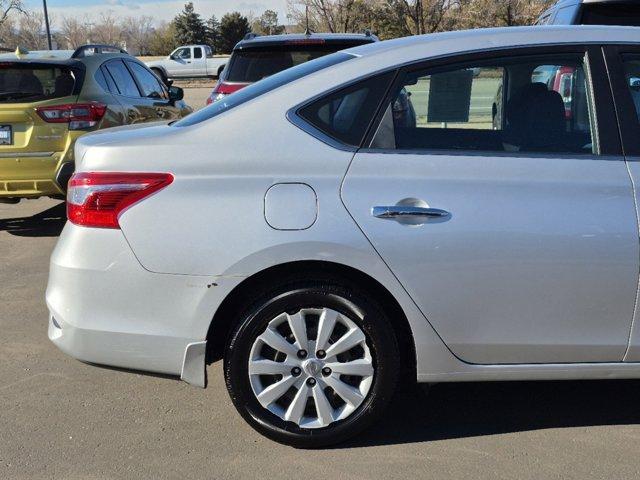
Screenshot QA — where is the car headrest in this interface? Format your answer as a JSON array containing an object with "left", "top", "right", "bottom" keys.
[
  {"left": 504, "top": 82, "right": 566, "bottom": 151},
  {"left": 55, "top": 73, "right": 75, "bottom": 96}
]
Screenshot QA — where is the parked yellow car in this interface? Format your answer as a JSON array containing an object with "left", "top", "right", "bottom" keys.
[{"left": 0, "top": 45, "right": 192, "bottom": 203}]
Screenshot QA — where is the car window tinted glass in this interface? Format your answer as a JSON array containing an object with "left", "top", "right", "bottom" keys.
[
  {"left": 298, "top": 71, "right": 395, "bottom": 147},
  {"left": 174, "top": 52, "right": 354, "bottom": 127},
  {"left": 0, "top": 65, "right": 77, "bottom": 103},
  {"left": 194, "top": 47, "right": 203, "bottom": 59},
  {"left": 581, "top": 4, "right": 640, "bottom": 25},
  {"left": 622, "top": 55, "right": 640, "bottom": 122},
  {"left": 127, "top": 61, "right": 166, "bottom": 99},
  {"left": 372, "top": 54, "right": 595, "bottom": 155},
  {"left": 226, "top": 43, "right": 369, "bottom": 83},
  {"left": 105, "top": 60, "right": 140, "bottom": 97}
]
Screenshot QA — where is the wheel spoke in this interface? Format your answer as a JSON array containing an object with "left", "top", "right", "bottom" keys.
[
  {"left": 258, "top": 327, "right": 298, "bottom": 358},
  {"left": 284, "top": 384, "right": 310, "bottom": 424},
  {"left": 324, "top": 328, "right": 365, "bottom": 358},
  {"left": 325, "top": 358, "right": 374, "bottom": 377},
  {"left": 316, "top": 308, "right": 338, "bottom": 351},
  {"left": 323, "top": 375, "right": 364, "bottom": 407},
  {"left": 256, "top": 374, "right": 298, "bottom": 407},
  {"left": 287, "top": 311, "right": 308, "bottom": 351},
  {"left": 312, "top": 385, "right": 334, "bottom": 427},
  {"left": 249, "top": 358, "right": 297, "bottom": 376}
]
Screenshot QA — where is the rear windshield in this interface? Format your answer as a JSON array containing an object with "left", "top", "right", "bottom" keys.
[
  {"left": 0, "top": 64, "right": 78, "bottom": 103},
  {"left": 173, "top": 52, "right": 354, "bottom": 127},
  {"left": 581, "top": 4, "right": 640, "bottom": 26},
  {"left": 226, "top": 42, "right": 369, "bottom": 83}
]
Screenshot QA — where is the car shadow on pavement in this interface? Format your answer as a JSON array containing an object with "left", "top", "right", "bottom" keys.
[
  {"left": 342, "top": 379, "right": 640, "bottom": 448},
  {"left": 0, "top": 202, "right": 66, "bottom": 237}
]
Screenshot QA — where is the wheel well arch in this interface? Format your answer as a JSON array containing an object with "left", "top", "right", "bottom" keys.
[{"left": 206, "top": 260, "right": 416, "bottom": 378}]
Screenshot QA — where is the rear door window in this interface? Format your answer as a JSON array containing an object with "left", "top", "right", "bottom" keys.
[
  {"left": 0, "top": 64, "right": 77, "bottom": 103},
  {"left": 621, "top": 55, "right": 640, "bottom": 122},
  {"left": 194, "top": 47, "right": 203, "bottom": 59},
  {"left": 371, "top": 54, "right": 595, "bottom": 155},
  {"left": 105, "top": 60, "right": 140, "bottom": 97}
]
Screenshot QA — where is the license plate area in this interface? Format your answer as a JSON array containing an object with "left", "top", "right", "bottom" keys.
[{"left": 0, "top": 125, "right": 13, "bottom": 145}]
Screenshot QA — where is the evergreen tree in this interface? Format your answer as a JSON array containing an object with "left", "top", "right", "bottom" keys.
[
  {"left": 218, "top": 12, "right": 251, "bottom": 54},
  {"left": 173, "top": 2, "right": 207, "bottom": 45},
  {"left": 206, "top": 14, "right": 221, "bottom": 52}
]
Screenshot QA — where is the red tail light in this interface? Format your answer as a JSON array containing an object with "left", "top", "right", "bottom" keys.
[
  {"left": 207, "top": 81, "right": 248, "bottom": 104},
  {"left": 67, "top": 172, "right": 173, "bottom": 229},
  {"left": 36, "top": 102, "right": 107, "bottom": 130}
]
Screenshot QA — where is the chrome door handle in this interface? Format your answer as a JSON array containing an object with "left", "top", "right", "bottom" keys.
[{"left": 372, "top": 205, "right": 449, "bottom": 219}]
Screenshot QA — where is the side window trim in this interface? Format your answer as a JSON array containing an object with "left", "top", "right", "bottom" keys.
[
  {"left": 362, "top": 44, "right": 620, "bottom": 157},
  {"left": 602, "top": 45, "right": 640, "bottom": 157}
]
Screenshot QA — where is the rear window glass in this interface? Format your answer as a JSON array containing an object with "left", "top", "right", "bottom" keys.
[
  {"left": 0, "top": 65, "right": 77, "bottom": 103},
  {"left": 226, "top": 43, "right": 368, "bottom": 83},
  {"left": 580, "top": 4, "right": 640, "bottom": 26},
  {"left": 173, "top": 52, "right": 354, "bottom": 128}
]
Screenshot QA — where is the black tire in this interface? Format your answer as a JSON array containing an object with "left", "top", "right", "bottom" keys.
[{"left": 224, "top": 276, "right": 400, "bottom": 448}]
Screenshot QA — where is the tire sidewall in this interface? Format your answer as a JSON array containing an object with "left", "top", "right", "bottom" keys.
[{"left": 224, "top": 284, "right": 398, "bottom": 448}]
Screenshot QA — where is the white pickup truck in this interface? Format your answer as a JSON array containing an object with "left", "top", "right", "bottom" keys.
[{"left": 145, "top": 45, "right": 229, "bottom": 81}]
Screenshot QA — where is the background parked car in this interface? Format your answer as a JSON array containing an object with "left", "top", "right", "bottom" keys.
[
  {"left": 206, "top": 32, "right": 378, "bottom": 105},
  {"left": 537, "top": 0, "right": 640, "bottom": 25},
  {"left": 0, "top": 44, "right": 192, "bottom": 203},
  {"left": 145, "top": 45, "right": 228, "bottom": 82}
]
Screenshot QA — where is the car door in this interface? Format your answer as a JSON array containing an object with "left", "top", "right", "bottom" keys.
[
  {"left": 125, "top": 60, "right": 181, "bottom": 122},
  {"left": 338, "top": 46, "right": 638, "bottom": 364},
  {"left": 604, "top": 45, "right": 640, "bottom": 362},
  {"left": 168, "top": 47, "right": 194, "bottom": 77}
]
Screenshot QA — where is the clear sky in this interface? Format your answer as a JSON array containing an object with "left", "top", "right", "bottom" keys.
[{"left": 25, "top": 0, "right": 290, "bottom": 24}]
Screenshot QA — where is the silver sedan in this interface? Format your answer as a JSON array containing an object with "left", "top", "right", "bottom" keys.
[{"left": 47, "top": 25, "right": 640, "bottom": 447}]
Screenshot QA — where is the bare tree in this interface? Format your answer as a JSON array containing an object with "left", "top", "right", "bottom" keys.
[
  {"left": 91, "top": 11, "right": 121, "bottom": 46},
  {"left": 121, "top": 15, "right": 154, "bottom": 55},
  {"left": 60, "top": 16, "right": 89, "bottom": 49},
  {"left": 0, "top": 0, "right": 25, "bottom": 28},
  {"left": 287, "top": 0, "right": 376, "bottom": 33},
  {"left": 0, "top": 15, "right": 15, "bottom": 46},
  {"left": 17, "top": 12, "right": 52, "bottom": 49}
]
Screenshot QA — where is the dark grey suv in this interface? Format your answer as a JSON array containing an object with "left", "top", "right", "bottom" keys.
[{"left": 537, "top": 0, "right": 640, "bottom": 26}]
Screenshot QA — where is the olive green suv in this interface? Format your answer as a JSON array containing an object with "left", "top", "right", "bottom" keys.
[{"left": 0, "top": 44, "right": 192, "bottom": 202}]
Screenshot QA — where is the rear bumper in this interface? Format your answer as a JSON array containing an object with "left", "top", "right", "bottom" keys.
[
  {"left": 0, "top": 151, "right": 71, "bottom": 198},
  {"left": 46, "top": 223, "right": 245, "bottom": 379}
]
